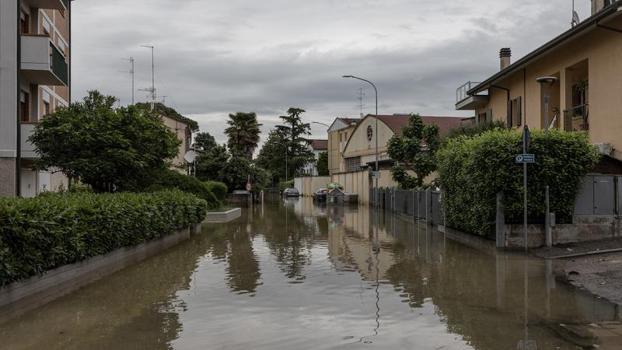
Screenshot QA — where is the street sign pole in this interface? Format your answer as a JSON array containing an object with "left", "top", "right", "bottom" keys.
[{"left": 523, "top": 126, "right": 529, "bottom": 253}]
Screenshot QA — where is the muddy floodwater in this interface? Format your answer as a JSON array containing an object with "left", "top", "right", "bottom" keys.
[{"left": 1, "top": 198, "right": 620, "bottom": 349}]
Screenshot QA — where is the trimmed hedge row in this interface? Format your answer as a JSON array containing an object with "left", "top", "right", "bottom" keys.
[
  {"left": 0, "top": 190, "right": 207, "bottom": 286},
  {"left": 437, "top": 129, "right": 599, "bottom": 236},
  {"left": 205, "top": 181, "right": 228, "bottom": 201},
  {"left": 146, "top": 169, "right": 220, "bottom": 209}
]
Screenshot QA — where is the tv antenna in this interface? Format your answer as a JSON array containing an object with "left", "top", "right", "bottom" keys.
[
  {"left": 139, "top": 45, "right": 156, "bottom": 109},
  {"left": 571, "top": 0, "right": 581, "bottom": 27},
  {"left": 358, "top": 87, "right": 366, "bottom": 117}
]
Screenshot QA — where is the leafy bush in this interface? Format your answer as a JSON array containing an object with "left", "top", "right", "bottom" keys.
[
  {"left": 0, "top": 190, "right": 207, "bottom": 286},
  {"left": 437, "top": 129, "right": 599, "bottom": 236},
  {"left": 145, "top": 169, "right": 220, "bottom": 209},
  {"left": 445, "top": 120, "right": 506, "bottom": 140},
  {"left": 205, "top": 181, "right": 228, "bottom": 201},
  {"left": 279, "top": 180, "right": 294, "bottom": 191}
]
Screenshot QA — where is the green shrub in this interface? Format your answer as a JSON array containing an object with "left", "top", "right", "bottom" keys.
[
  {"left": 445, "top": 120, "right": 506, "bottom": 140},
  {"left": 0, "top": 190, "right": 207, "bottom": 286},
  {"left": 146, "top": 169, "right": 220, "bottom": 209},
  {"left": 279, "top": 180, "right": 294, "bottom": 191},
  {"left": 437, "top": 129, "right": 599, "bottom": 236},
  {"left": 205, "top": 181, "right": 228, "bottom": 201}
]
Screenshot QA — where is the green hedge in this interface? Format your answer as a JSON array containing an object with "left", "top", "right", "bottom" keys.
[
  {"left": 437, "top": 129, "right": 599, "bottom": 236},
  {"left": 0, "top": 190, "right": 207, "bottom": 286},
  {"left": 146, "top": 169, "right": 220, "bottom": 209},
  {"left": 205, "top": 181, "right": 228, "bottom": 201}
]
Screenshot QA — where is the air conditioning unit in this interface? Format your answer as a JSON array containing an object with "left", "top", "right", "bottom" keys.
[{"left": 595, "top": 143, "right": 614, "bottom": 156}]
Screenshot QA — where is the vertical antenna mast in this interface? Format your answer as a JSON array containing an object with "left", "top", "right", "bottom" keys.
[
  {"left": 140, "top": 45, "right": 156, "bottom": 110},
  {"left": 358, "top": 87, "right": 365, "bottom": 117},
  {"left": 129, "top": 57, "right": 135, "bottom": 105}
]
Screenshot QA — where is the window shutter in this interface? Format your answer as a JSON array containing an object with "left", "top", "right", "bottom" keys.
[
  {"left": 518, "top": 96, "right": 522, "bottom": 126},
  {"left": 507, "top": 100, "right": 512, "bottom": 128}
]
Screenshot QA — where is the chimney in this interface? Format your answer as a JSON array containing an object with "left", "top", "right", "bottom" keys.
[{"left": 500, "top": 48, "right": 512, "bottom": 70}]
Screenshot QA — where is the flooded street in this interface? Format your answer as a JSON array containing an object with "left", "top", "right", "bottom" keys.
[{"left": 0, "top": 198, "right": 619, "bottom": 349}]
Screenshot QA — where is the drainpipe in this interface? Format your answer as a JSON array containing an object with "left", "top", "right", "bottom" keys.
[
  {"left": 15, "top": 0, "right": 21, "bottom": 197},
  {"left": 490, "top": 85, "right": 511, "bottom": 127}
]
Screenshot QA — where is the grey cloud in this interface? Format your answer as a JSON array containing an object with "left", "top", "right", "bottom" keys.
[{"left": 71, "top": 0, "right": 592, "bottom": 144}]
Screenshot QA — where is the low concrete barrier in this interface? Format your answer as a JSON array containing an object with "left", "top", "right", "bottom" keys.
[
  {"left": 205, "top": 208, "right": 242, "bottom": 223},
  {"left": 0, "top": 224, "right": 201, "bottom": 324}
]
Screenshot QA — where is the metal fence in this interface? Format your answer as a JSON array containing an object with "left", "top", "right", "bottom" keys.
[{"left": 371, "top": 187, "right": 444, "bottom": 225}]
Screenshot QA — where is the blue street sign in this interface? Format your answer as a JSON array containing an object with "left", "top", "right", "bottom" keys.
[{"left": 515, "top": 154, "right": 536, "bottom": 164}]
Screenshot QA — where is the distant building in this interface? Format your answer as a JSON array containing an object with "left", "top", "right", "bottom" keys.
[
  {"left": 302, "top": 139, "right": 328, "bottom": 176},
  {"left": 327, "top": 117, "right": 360, "bottom": 175},
  {"left": 341, "top": 114, "right": 467, "bottom": 173},
  {"left": 138, "top": 103, "right": 199, "bottom": 171},
  {"left": 456, "top": 0, "right": 622, "bottom": 166},
  {"left": 0, "top": 0, "right": 72, "bottom": 197}
]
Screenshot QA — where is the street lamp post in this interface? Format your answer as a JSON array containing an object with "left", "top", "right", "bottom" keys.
[{"left": 342, "top": 75, "right": 379, "bottom": 207}]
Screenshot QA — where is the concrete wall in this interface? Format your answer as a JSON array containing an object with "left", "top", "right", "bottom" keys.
[
  {"left": 476, "top": 19, "right": 622, "bottom": 160},
  {"left": 0, "top": 224, "right": 201, "bottom": 324},
  {"left": 294, "top": 176, "right": 331, "bottom": 196}
]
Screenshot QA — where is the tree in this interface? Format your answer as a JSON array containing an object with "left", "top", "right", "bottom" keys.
[
  {"left": 224, "top": 112, "right": 262, "bottom": 160},
  {"left": 387, "top": 113, "right": 441, "bottom": 189},
  {"left": 194, "top": 132, "right": 230, "bottom": 181},
  {"left": 316, "top": 152, "right": 329, "bottom": 176},
  {"left": 30, "top": 91, "right": 179, "bottom": 192},
  {"left": 219, "top": 156, "right": 269, "bottom": 193},
  {"left": 257, "top": 108, "right": 314, "bottom": 183}
]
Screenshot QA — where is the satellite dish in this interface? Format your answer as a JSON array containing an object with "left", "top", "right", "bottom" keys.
[{"left": 184, "top": 150, "right": 198, "bottom": 163}]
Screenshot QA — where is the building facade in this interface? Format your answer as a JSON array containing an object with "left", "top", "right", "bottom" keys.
[
  {"left": 341, "top": 114, "right": 466, "bottom": 173},
  {"left": 456, "top": 0, "right": 622, "bottom": 163},
  {"left": 0, "top": 0, "right": 71, "bottom": 197},
  {"left": 327, "top": 117, "right": 359, "bottom": 175}
]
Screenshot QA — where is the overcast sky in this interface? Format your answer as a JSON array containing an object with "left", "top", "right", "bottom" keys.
[{"left": 71, "top": 0, "right": 590, "bottom": 145}]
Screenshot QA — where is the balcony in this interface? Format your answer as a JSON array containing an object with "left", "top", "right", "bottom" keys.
[
  {"left": 564, "top": 104, "right": 589, "bottom": 132},
  {"left": 455, "top": 81, "right": 489, "bottom": 111},
  {"left": 23, "top": 0, "right": 67, "bottom": 10},
  {"left": 20, "top": 123, "right": 38, "bottom": 159},
  {"left": 20, "top": 35, "right": 68, "bottom": 86}
]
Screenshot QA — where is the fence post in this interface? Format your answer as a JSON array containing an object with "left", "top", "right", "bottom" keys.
[
  {"left": 496, "top": 192, "right": 505, "bottom": 248},
  {"left": 545, "top": 185, "right": 552, "bottom": 248},
  {"left": 425, "top": 188, "right": 431, "bottom": 223}
]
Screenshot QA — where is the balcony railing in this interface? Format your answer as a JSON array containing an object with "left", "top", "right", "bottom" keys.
[
  {"left": 564, "top": 104, "right": 589, "bottom": 132},
  {"left": 20, "top": 35, "right": 68, "bottom": 86},
  {"left": 456, "top": 81, "right": 481, "bottom": 103}
]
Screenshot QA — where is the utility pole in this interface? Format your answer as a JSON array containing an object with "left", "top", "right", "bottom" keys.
[
  {"left": 140, "top": 45, "right": 156, "bottom": 110},
  {"left": 128, "top": 57, "right": 135, "bottom": 105}
]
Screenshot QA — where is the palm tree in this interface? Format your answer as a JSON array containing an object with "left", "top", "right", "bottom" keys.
[{"left": 224, "top": 112, "right": 262, "bottom": 160}]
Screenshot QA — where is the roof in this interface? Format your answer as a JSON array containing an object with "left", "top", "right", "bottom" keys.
[
  {"left": 309, "top": 139, "right": 328, "bottom": 151},
  {"left": 469, "top": 3, "right": 622, "bottom": 94},
  {"left": 136, "top": 102, "right": 200, "bottom": 131},
  {"left": 339, "top": 117, "right": 360, "bottom": 126},
  {"left": 372, "top": 114, "right": 467, "bottom": 136},
  {"left": 328, "top": 117, "right": 360, "bottom": 132}
]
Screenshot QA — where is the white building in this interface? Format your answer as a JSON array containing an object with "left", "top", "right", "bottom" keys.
[{"left": 302, "top": 139, "right": 328, "bottom": 176}]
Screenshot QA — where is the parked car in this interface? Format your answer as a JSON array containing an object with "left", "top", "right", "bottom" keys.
[
  {"left": 282, "top": 187, "right": 300, "bottom": 197},
  {"left": 313, "top": 188, "right": 328, "bottom": 202}
]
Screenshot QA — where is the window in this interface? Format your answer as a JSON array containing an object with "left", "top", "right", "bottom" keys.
[
  {"left": 43, "top": 101, "right": 50, "bottom": 116},
  {"left": 20, "top": 91, "right": 30, "bottom": 122},
  {"left": 507, "top": 97, "right": 522, "bottom": 127},
  {"left": 345, "top": 157, "right": 361, "bottom": 172}
]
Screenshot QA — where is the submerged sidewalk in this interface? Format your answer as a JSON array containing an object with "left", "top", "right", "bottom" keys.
[{"left": 535, "top": 238, "right": 622, "bottom": 306}]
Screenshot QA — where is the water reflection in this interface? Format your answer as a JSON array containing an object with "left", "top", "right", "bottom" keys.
[{"left": 0, "top": 198, "right": 619, "bottom": 350}]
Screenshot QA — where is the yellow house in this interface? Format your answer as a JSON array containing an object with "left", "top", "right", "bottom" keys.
[
  {"left": 327, "top": 117, "right": 359, "bottom": 175},
  {"left": 456, "top": 0, "right": 622, "bottom": 164}
]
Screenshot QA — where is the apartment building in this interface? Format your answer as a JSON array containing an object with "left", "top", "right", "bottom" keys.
[
  {"left": 0, "top": 0, "right": 72, "bottom": 197},
  {"left": 456, "top": 0, "right": 622, "bottom": 164}
]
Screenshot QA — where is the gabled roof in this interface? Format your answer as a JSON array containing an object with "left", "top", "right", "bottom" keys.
[
  {"left": 469, "top": 2, "right": 622, "bottom": 94},
  {"left": 372, "top": 114, "right": 466, "bottom": 136},
  {"left": 309, "top": 139, "right": 328, "bottom": 151},
  {"left": 328, "top": 117, "right": 360, "bottom": 132}
]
